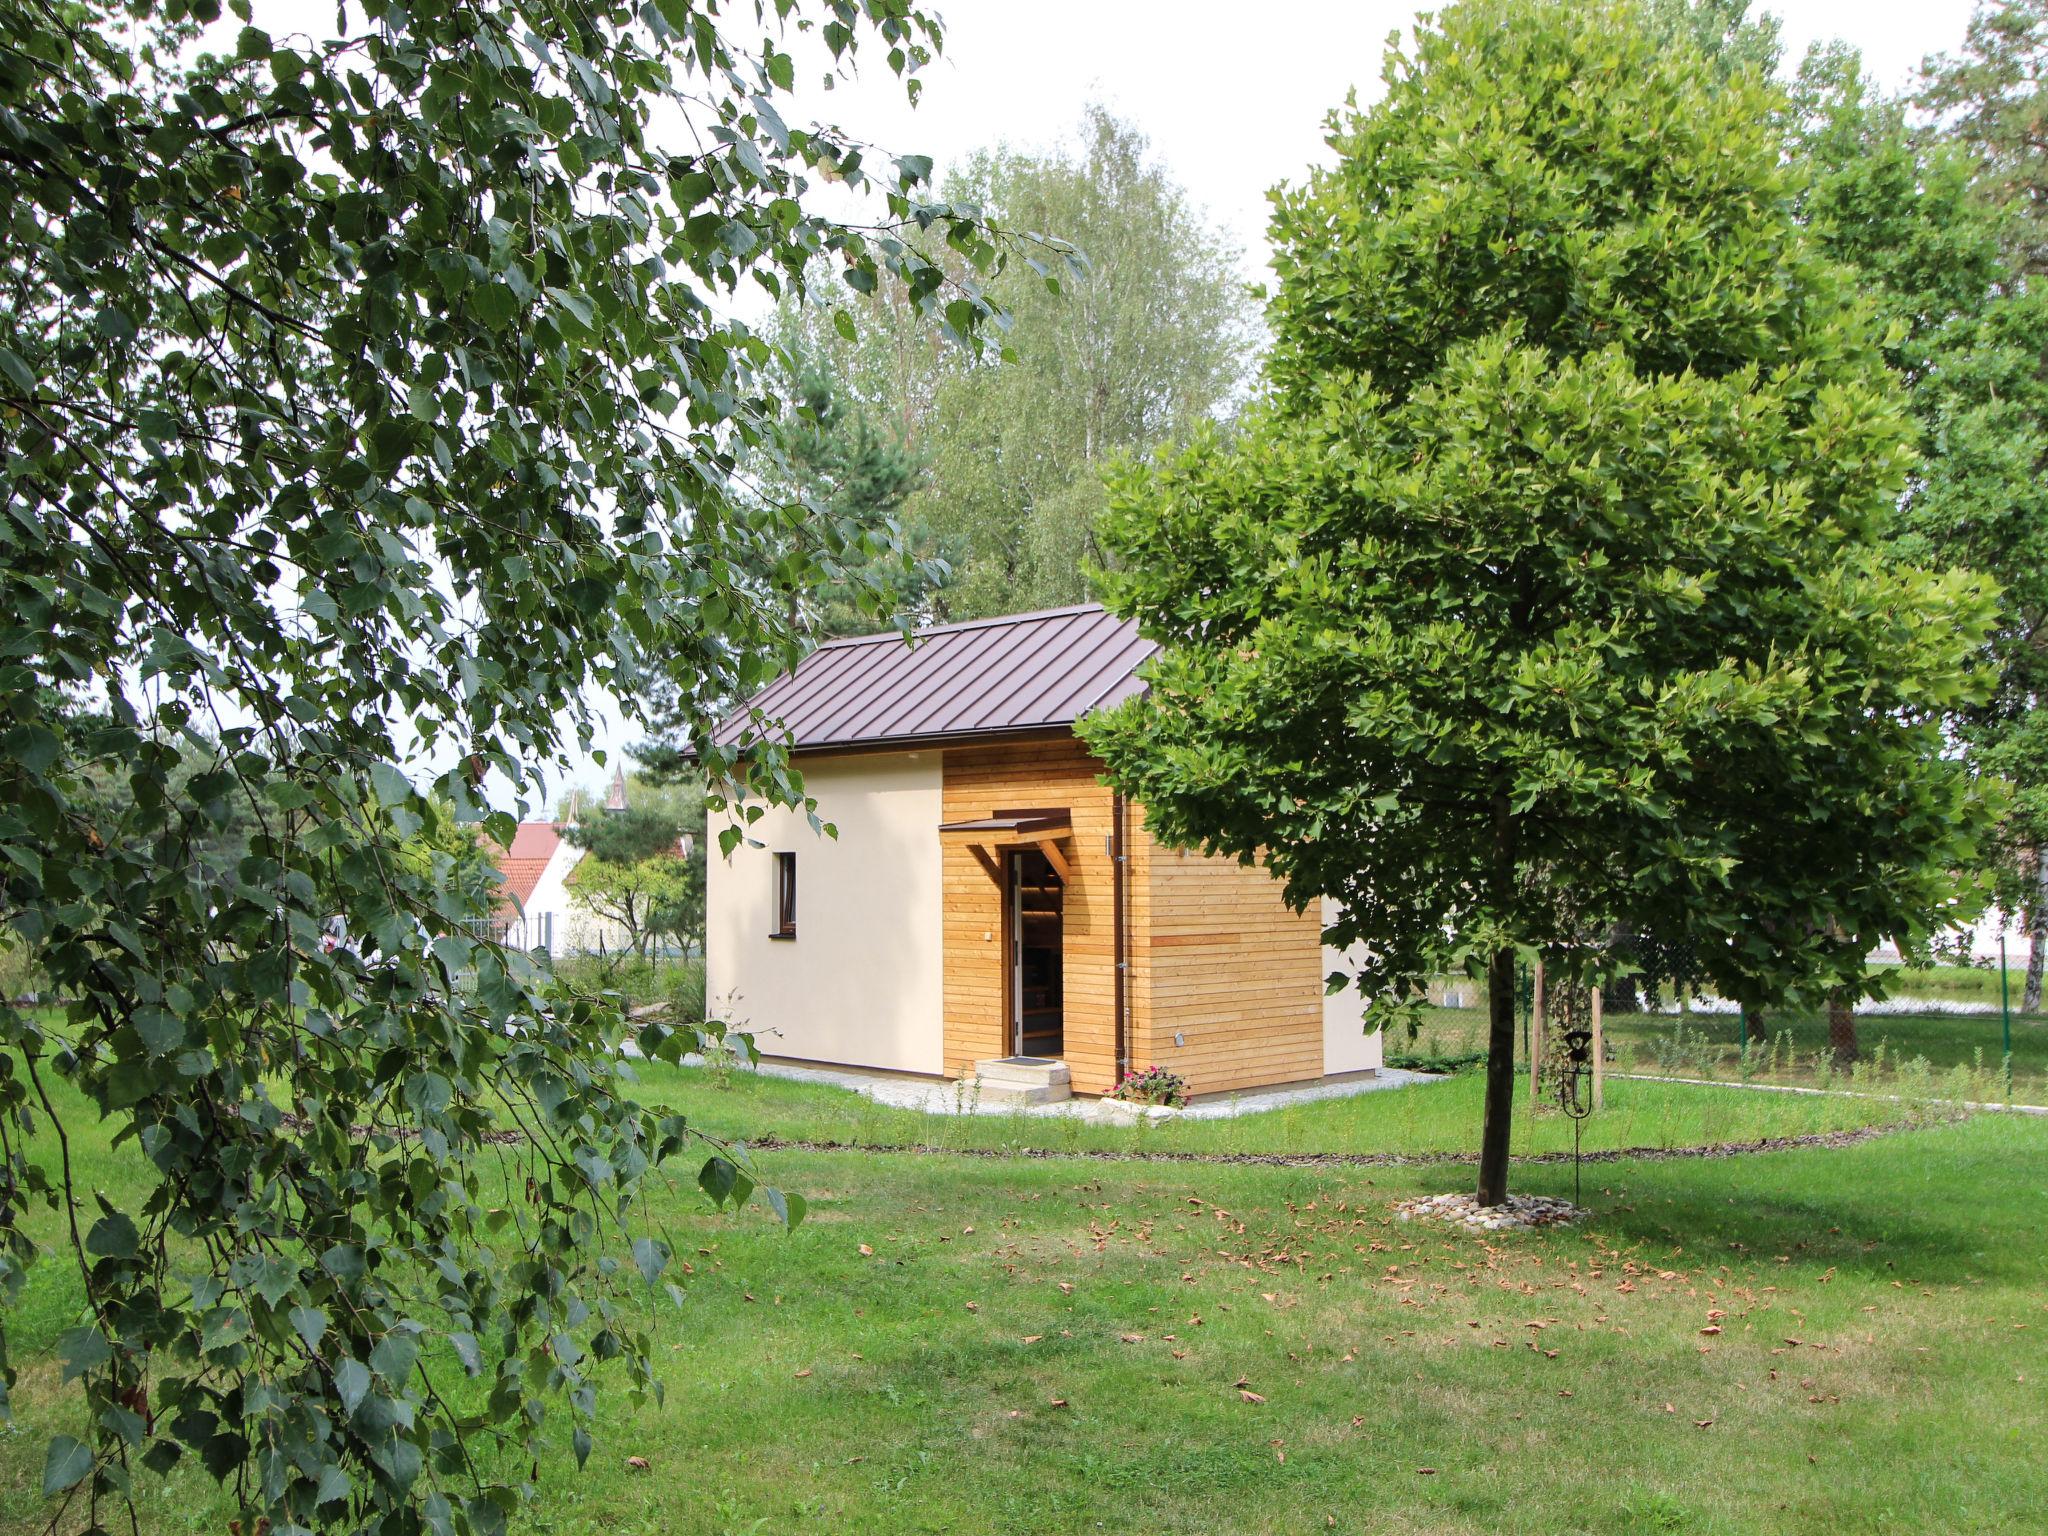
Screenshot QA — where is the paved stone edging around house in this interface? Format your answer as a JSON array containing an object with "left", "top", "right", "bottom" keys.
[{"left": 746, "top": 1116, "right": 1939, "bottom": 1169}]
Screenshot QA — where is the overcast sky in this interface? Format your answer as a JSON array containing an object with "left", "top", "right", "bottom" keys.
[
  {"left": 401, "top": 0, "right": 1987, "bottom": 811},
  {"left": 797, "top": 0, "right": 1986, "bottom": 295}
]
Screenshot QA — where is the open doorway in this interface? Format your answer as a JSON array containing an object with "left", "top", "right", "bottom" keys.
[{"left": 1006, "top": 846, "right": 1064, "bottom": 1058}]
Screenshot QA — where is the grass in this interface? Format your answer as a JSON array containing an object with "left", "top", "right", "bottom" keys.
[
  {"left": 2, "top": 1067, "right": 2044, "bottom": 1534},
  {"left": 620, "top": 1058, "right": 1937, "bottom": 1160},
  {"left": 1411, "top": 998, "right": 2048, "bottom": 1104}
]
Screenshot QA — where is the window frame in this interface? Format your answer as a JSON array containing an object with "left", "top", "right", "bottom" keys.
[{"left": 770, "top": 850, "right": 797, "bottom": 939}]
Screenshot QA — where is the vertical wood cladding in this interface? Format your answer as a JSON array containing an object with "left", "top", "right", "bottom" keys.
[{"left": 939, "top": 732, "right": 1328, "bottom": 1099}]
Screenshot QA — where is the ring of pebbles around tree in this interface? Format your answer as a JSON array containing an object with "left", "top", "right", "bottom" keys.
[{"left": 1395, "top": 1191, "right": 1587, "bottom": 1232}]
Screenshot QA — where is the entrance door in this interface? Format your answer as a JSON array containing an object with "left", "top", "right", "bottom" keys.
[{"left": 1007, "top": 847, "right": 1064, "bottom": 1058}]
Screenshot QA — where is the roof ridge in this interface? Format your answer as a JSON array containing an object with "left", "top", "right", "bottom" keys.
[{"left": 814, "top": 601, "right": 1108, "bottom": 650}]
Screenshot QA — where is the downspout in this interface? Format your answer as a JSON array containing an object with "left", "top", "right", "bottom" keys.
[{"left": 1112, "top": 791, "right": 1129, "bottom": 1083}]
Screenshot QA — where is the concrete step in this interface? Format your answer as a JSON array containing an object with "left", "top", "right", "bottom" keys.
[{"left": 972, "top": 1056, "right": 1072, "bottom": 1105}]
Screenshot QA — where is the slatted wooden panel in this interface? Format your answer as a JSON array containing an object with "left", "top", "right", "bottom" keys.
[
  {"left": 941, "top": 736, "right": 1121, "bottom": 1095},
  {"left": 1128, "top": 809, "right": 1326, "bottom": 1095}
]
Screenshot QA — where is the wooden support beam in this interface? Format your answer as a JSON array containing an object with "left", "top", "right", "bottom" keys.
[
  {"left": 966, "top": 843, "right": 1002, "bottom": 888},
  {"left": 1033, "top": 836, "right": 1072, "bottom": 885},
  {"left": 1591, "top": 984, "right": 1605, "bottom": 1113}
]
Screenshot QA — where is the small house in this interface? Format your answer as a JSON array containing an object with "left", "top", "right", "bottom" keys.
[
  {"left": 704, "top": 604, "right": 1381, "bottom": 1101},
  {"left": 486, "top": 821, "right": 633, "bottom": 956}
]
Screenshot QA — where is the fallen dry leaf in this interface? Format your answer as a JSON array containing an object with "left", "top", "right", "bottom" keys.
[
  {"left": 1048, "top": 1397, "right": 1069, "bottom": 1409},
  {"left": 794, "top": 1369, "right": 811, "bottom": 1379},
  {"left": 1022, "top": 1335, "right": 1044, "bottom": 1344},
  {"left": 624, "top": 1457, "right": 651, "bottom": 1472},
  {"left": 1695, "top": 1418, "right": 1715, "bottom": 1429},
  {"left": 858, "top": 1244, "right": 874, "bottom": 1257},
  {"left": 1240, "top": 1389, "right": 1267, "bottom": 1404},
  {"left": 1057, "top": 1282, "right": 1074, "bottom": 1295},
  {"left": 964, "top": 1302, "right": 980, "bottom": 1312},
  {"left": 1416, "top": 1467, "right": 1438, "bottom": 1476},
  {"left": 1120, "top": 1333, "right": 1145, "bottom": 1344}
]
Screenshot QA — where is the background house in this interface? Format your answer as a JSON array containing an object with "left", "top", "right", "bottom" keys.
[
  {"left": 485, "top": 820, "right": 636, "bottom": 955},
  {"left": 705, "top": 603, "right": 1382, "bottom": 1099}
]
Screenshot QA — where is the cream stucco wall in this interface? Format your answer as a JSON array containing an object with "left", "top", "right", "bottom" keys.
[
  {"left": 706, "top": 752, "right": 945, "bottom": 1074},
  {"left": 1320, "top": 897, "right": 1385, "bottom": 1075}
]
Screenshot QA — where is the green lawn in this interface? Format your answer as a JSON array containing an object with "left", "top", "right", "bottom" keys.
[
  {"left": 3, "top": 1068, "right": 2044, "bottom": 1534},
  {"left": 623, "top": 1058, "right": 1940, "bottom": 1161},
  {"left": 1410, "top": 998, "right": 2048, "bottom": 1104}
]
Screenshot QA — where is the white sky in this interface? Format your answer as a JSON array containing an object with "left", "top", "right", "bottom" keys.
[
  {"left": 800, "top": 0, "right": 1984, "bottom": 293},
  {"left": 237, "top": 0, "right": 1990, "bottom": 811}
]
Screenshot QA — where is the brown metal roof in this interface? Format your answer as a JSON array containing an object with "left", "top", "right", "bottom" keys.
[
  {"left": 936, "top": 811, "right": 1073, "bottom": 835},
  {"left": 715, "top": 603, "right": 1156, "bottom": 754}
]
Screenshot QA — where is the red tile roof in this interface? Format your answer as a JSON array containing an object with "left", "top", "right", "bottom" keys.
[
  {"left": 715, "top": 603, "right": 1156, "bottom": 754},
  {"left": 493, "top": 822, "right": 561, "bottom": 910}
]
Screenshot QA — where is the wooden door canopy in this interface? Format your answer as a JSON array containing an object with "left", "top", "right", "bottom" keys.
[{"left": 939, "top": 810, "right": 1073, "bottom": 887}]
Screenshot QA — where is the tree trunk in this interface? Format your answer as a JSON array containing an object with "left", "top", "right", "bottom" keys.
[
  {"left": 1827, "top": 989, "right": 1857, "bottom": 1065},
  {"left": 1477, "top": 944, "right": 1518, "bottom": 1207},
  {"left": 2025, "top": 846, "right": 2048, "bottom": 1014}
]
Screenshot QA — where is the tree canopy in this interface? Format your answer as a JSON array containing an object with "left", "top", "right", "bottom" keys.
[
  {"left": 751, "top": 106, "right": 1259, "bottom": 625},
  {"left": 1081, "top": 0, "right": 2000, "bottom": 1204},
  {"left": 0, "top": 0, "right": 1014, "bottom": 1529},
  {"left": 1912, "top": 1, "right": 2048, "bottom": 1007}
]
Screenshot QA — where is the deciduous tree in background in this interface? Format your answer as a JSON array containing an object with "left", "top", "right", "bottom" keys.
[
  {"left": 1919, "top": 2, "right": 2048, "bottom": 1011},
  {"left": 1082, "top": 0, "right": 2000, "bottom": 1206},
  {"left": 747, "top": 107, "right": 1259, "bottom": 625},
  {"left": 0, "top": 0, "right": 1014, "bottom": 1529},
  {"left": 560, "top": 773, "right": 708, "bottom": 959}
]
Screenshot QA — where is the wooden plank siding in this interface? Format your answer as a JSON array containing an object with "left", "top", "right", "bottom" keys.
[
  {"left": 937, "top": 730, "right": 1329, "bottom": 1099},
  {"left": 1127, "top": 807, "right": 1327, "bottom": 1095},
  {"left": 940, "top": 735, "right": 1122, "bottom": 1094}
]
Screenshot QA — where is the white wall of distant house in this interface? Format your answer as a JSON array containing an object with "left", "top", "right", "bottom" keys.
[
  {"left": 706, "top": 752, "right": 945, "bottom": 1073},
  {"left": 1869, "top": 906, "right": 2031, "bottom": 967},
  {"left": 1320, "top": 898, "right": 1385, "bottom": 1076}
]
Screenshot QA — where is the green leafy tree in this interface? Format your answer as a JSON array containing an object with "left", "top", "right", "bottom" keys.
[
  {"left": 1916, "top": 5, "right": 2048, "bottom": 1009},
  {"left": 1922, "top": 0, "right": 2048, "bottom": 274},
  {"left": 559, "top": 774, "right": 708, "bottom": 958},
  {"left": 750, "top": 107, "right": 1258, "bottom": 625},
  {"left": 1782, "top": 40, "right": 2045, "bottom": 1038},
  {"left": 1081, "top": 0, "right": 2000, "bottom": 1206},
  {"left": 0, "top": 0, "right": 1012, "bottom": 1530},
  {"left": 566, "top": 856, "right": 701, "bottom": 962},
  {"left": 922, "top": 107, "right": 1258, "bottom": 616}
]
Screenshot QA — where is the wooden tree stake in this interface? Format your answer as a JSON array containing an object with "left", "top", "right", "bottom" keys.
[{"left": 1591, "top": 984, "right": 1604, "bottom": 1113}]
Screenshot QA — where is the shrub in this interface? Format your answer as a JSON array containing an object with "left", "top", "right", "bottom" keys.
[{"left": 1112, "top": 1065, "right": 1190, "bottom": 1108}]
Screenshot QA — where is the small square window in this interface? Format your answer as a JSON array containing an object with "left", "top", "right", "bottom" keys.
[{"left": 771, "top": 851, "right": 796, "bottom": 939}]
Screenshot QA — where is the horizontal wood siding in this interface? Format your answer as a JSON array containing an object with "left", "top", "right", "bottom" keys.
[
  {"left": 941, "top": 736, "right": 1120, "bottom": 1095},
  {"left": 1130, "top": 810, "right": 1326, "bottom": 1095}
]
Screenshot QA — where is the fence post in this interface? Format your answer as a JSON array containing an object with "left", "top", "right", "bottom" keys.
[{"left": 1529, "top": 959, "right": 1545, "bottom": 1115}]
